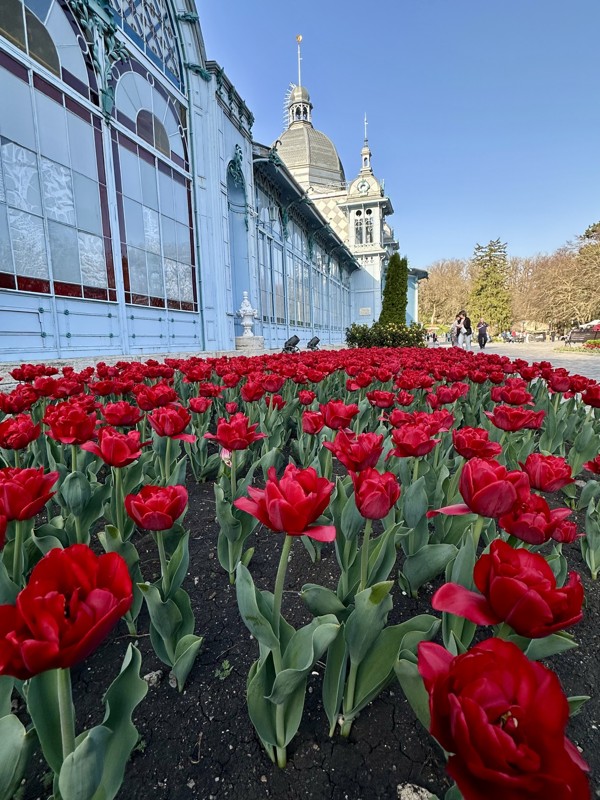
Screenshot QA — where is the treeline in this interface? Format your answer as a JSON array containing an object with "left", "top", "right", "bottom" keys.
[{"left": 419, "top": 223, "right": 600, "bottom": 332}]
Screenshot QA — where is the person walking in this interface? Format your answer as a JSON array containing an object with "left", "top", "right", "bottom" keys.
[
  {"left": 458, "top": 310, "right": 472, "bottom": 351},
  {"left": 450, "top": 315, "right": 462, "bottom": 347},
  {"left": 477, "top": 319, "right": 489, "bottom": 350}
]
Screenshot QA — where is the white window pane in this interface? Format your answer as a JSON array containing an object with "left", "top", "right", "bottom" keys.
[
  {"left": 36, "top": 91, "right": 69, "bottom": 166},
  {"left": 176, "top": 221, "right": 190, "bottom": 264},
  {"left": 73, "top": 171, "right": 101, "bottom": 234},
  {"left": 46, "top": 3, "right": 88, "bottom": 83},
  {"left": 0, "top": 68, "right": 35, "bottom": 150},
  {"left": 164, "top": 257, "right": 178, "bottom": 299},
  {"left": 8, "top": 208, "right": 48, "bottom": 278},
  {"left": 0, "top": 203, "right": 13, "bottom": 272},
  {"left": 67, "top": 112, "right": 97, "bottom": 180},
  {"left": 173, "top": 179, "right": 187, "bottom": 221},
  {"left": 123, "top": 197, "right": 145, "bottom": 249},
  {"left": 48, "top": 220, "right": 79, "bottom": 283},
  {"left": 41, "top": 157, "right": 75, "bottom": 225},
  {"left": 158, "top": 169, "right": 174, "bottom": 217},
  {"left": 161, "top": 215, "right": 176, "bottom": 259},
  {"left": 142, "top": 205, "right": 160, "bottom": 254},
  {"left": 1, "top": 140, "right": 42, "bottom": 214},
  {"left": 146, "top": 252, "right": 163, "bottom": 296},
  {"left": 79, "top": 232, "right": 106, "bottom": 287},
  {"left": 178, "top": 263, "right": 193, "bottom": 301},
  {"left": 119, "top": 145, "right": 141, "bottom": 201},
  {"left": 128, "top": 246, "right": 147, "bottom": 294},
  {"left": 140, "top": 158, "right": 158, "bottom": 209}
]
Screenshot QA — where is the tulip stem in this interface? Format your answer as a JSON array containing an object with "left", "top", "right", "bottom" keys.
[
  {"left": 114, "top": 467, "right": 125, "bottom": 539},
  {"left": 71, "top": 444, "right": 78, "bottom": 474},
  {"left": 57, "top": 668, "right": 76, "bottom": 760},
  {"left": 341, "top": 662, "right": 358, "bottom": 737},
  {"left": 230, "top": 450, "right": 237, "bottom": 502},
  {"left": 14, "top": 449, "right": 20, "bottom": 468},
  {"left": 359, "top": 519, "right": 373, "bottom": 593},
  {"left": 412, "top": 457, "right": 419, "bottom": 484},
  {"left": 156, "top": 534, "right": 169, "bottom": 597},
  {"left": 472, "top": 516, "right": 485, "bottom": 551},
  {"left": 163, "top": 437, "right": 172, "bottom": 485},
  {"left": 272, "top": 535, "right": 293, "bottom": 636},
  {"left": 12, "top": 519, "right": 26, "bottom": 588}
]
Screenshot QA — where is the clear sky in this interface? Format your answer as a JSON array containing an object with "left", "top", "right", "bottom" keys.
[{"left": 197, "top": 1, "right": 600, "bottom": 271}]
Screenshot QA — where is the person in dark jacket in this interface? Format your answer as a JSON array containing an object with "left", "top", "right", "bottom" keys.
[{"left": 477, "top": 319, "right": 489, "bottom": 349}]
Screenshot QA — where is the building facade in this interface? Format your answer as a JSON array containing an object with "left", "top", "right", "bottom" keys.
[{"left": 0, "top": 0, "right": 419, "bottom": 362}]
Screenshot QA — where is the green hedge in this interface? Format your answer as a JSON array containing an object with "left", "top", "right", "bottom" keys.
[{"left": 345, "top": 322, "right": 427, "bottom": 348}]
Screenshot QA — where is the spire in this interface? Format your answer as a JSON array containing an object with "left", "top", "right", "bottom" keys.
[
  {"left": 287, "top": 34, "right": 312, "bottom": 127},
  {"left": 360, "top": 112, "right": 372, "bottom": 174}
]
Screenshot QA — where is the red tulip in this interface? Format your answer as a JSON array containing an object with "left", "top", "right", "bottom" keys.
[
  {"left": 452, "top": 427, "right": 502, "bottom": 460},
  {"left": 189, "top": 397, "right": 213, "bottom": 414},
  {"left": 581, "top": 384, "right": 600, "bottom": 408},
  {"left": 132, "top": 382, "right": 177, "bottom": 411},
  {"left": 428, "top": 458, "right": 529, "bottom": 519},
  {"left": 365, "top": 390, "right": 396, "bottom": 409},
  {"left": 101, "top": 401, "right": 143, "bottom": 428},
  {"left": 148, "top": 403, "right": 196, "bottom": 442},
  {"left": 265, "top": 394, "right": 285, "bottom": 410},
  {"left": 351, "top": 468, "right": 400, "bottom": 519},
  {"left": 490, "top": 380, "right": 534, "bottom": 406},
  {"left": 234, "top": 465, "right": 335, "bottom": 541},
  {"left": 498, "top": 492, "right": 573, "bottom": 545},
  {"left": 388, "top": 424, "right": 440, "bottom": 458},
  {"left": 298, "top": 390, "right": 316, "bottom": 406},
  {"left": 0, "top": 544, "right": 133, "bottom": 679},
  {"left": 81, "top": 426, "right": 147, "bottom": 467},
  {"left": 204, "top": 412, "right": 266, "bottom": 450},
  {"left": 418, "top": 638, "right": 590, "bottom": 799},
  {"left": 197, "top": 383, "right": 222, "bottom": 398},
  {"left": 302, "top": 410, "right": 325, "bottom": 435},
  {"left": 319, "top": 400, "right": 359, "bottom": 431},
  {"left": 520, "top": 453, "right": 574, "bottom": 492},
  {"left": 584, "top": 455, "right": 600, "bottom": 475},
  {"left": 125, "top": 484, "right": 188, "bottom": 530},
  {"left": 485, "top": 405, "right": 545, "bottom": 431},
  {"left": 44, "top": 401, "right": 97, "bottom": 445},
  {"left": 262, "top": 374, "right": 285, "bottom": 393},
  {"left": 432, "top": 539, "right": 584, "bottom": 637},
  {"left": 0, "top": 414, "right": 40, "bottom": 450},
  {"left": 0, "top": 467, "right": 59, "bottom": 521},
  {"left": 240, "top": 381, "right": 265, "bottom": 402},
  {"left": 395, "top": 390, "right": 415, "bottom": 406},
  {"left": 324, "top": 430, "right": 384, "bottom": 472}
]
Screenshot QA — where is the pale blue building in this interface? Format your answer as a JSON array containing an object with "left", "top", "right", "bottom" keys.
[{"left": 0, "top": 0, "right": 421, "bottom": 362}]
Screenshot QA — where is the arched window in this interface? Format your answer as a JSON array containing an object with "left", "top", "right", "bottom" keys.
[
  {"left": 0, "top": 2, "right": 113, "bottom": 300},
  {"left": 354, "top": 209, "right": 363, "bottom": 245},
  {"left": 365, "top": 208, "right": 373, "bottom": 244},
  {"left": 112, "top": 62, "right": 196, "bottom": 311}
]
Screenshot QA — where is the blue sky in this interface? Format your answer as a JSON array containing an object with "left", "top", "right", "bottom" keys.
[{"left": 197, "top": 1, "right": 600, "bottom": 270}]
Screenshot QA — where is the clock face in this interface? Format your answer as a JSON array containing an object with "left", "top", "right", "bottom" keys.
[{"left": 357, "top": 180, "right": 369, "bottom": 195}]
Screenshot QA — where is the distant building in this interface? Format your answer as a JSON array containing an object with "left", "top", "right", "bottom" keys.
[{"left": 0, "top": 3, "right": 420, "bottom": 361}]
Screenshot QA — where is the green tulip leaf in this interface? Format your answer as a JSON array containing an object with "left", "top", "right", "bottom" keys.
[
  {"left": 345, "top": 582, "right": 393, "bottom": 665},
  {"left": 394, "top": 652, "right": 431, "bottom": 732},
  {"left": 27, "top": 669, "right": 63, "bottom": 774},
  {"left": 247, "top": 654, "right": 307, "bottom": 749},
  {"left": 235, "top": 564, "right": 279, "bottom": 651},
  {"left": 403, "top": 476, "right": 429, "bottom": 528},
  {"left": 322, "top": 626, "right": 348, "bottom": 735},
  {"left": 268, "top": 616, "right": 339, "bottom": 704},
  {"left": 0, "top": 714, "right": 36, "bottom": 800},
  {"left": 59, "top": 471, "right": 91, "bottom": 518},
  {"left": 402, "top": 544, "right": 458, "bottom": 596},
  {"left": 567, "top": 695, "right": 590, "bottom": 717},
  {"left": 171, "top": 634, "right": 203, "bottom": 692},
  {"left": 525, "top": 631, "right": 577, "bottom": 660},
  {"left": 300, "top": 584, "right": 347, "bottom": 617},
  {"left": 164, "top": 532, "right": 190, "bottom": 598},
  {"left": 59, "top": 725, "right": 111, "bottom": 800}
]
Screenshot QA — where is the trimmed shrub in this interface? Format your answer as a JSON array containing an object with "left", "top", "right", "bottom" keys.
[{"left": 345, "top": 321, "right": 426, "bottom": 349}]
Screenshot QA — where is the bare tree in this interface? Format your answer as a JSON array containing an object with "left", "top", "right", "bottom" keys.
[{"left": 418, "top": 259, "right": 470, "bottom": 326}]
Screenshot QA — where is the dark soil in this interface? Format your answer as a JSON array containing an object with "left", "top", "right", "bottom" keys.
[{"left": 22, "top": 475, "right": 600, "bottom": 800}]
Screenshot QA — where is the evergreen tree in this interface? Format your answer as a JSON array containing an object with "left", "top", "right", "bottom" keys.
[
  {"left": 468, "top": 239, "right": 512, "bottom": 332},
  {"left": 379, "top": 253, "right": 408, "bottom": 325}
]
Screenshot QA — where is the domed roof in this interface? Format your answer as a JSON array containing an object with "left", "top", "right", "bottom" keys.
[
  {"left": 289, "top": 85, "right": 311, "bottom": 104},
  {"left": 276, "top": 121, "right": 345, "bottom": 189}
]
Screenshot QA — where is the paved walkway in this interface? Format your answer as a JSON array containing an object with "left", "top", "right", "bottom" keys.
[{"left": 440, "top": 341, "right": 600, "bottom": 382}]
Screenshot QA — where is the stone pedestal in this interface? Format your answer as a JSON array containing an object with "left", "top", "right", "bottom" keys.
[{"left": 235, "top": 336, "right": 264, "bottom": 352}]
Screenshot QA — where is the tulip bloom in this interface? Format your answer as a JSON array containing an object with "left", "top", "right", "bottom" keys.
[
  {"left": 365, "top": 390, "right": 396, "bottom": 409},
  {"left": 0, "top": 414, "right": 41, "bottom": 450},
  {"left": 240, "top": 381, "right": 265, "bottom": 402},
  {"left": 452, "top": 427, "right": 502, "bottom": 460},
  {"left": 319, "top": 400, "right": 359, "bottom": 431},
  {"left": 428, "top": 458, "right": 529, "bottom": 519},
  {"left": 418, "top": 638, "right": 590, "bottom": 799},
  {"left": 0, "top": 467, "right": 59, "bottom": 521},
  {"left": 490, "top": 382, "right": 534, "bottom": 406},
  {"left": 351, "top": 468, "right": 400, "bottom": 520},
  {"left": 432, "top": 539, "right": 584, "bottom": 638},
  {"left": 484, "top": 405, "right": 545, "bottom": 432},
  {"left": 132, "top": 382, "right": 177, "bottom": 410},
  {"left": 44, "top": 401, "right": 97, "bottom": 445},
  {"left": 81, "top": 426, "right": 147, "bottom": 468},
  {"left": 125, "top": 484, "right": 188, "bottom": 530},
  {"left": 498, "top": 492, "right": 573, "bottom": 545},
  {"left": 520, "top": 453, "right": 574, "bottom": 492},
  {"left": 324, "top": 430, "right": 384, "bottom": 472},
  {"left": 298, "top": 390, "right": 316, "bottom": 406},
  {"left": 148, "top": 403, "right": 196, "bottom": 442},
  {"left": 0, "top": 544, "right": 133, "bottom": 680},
  {"left": 101, "top": 401, "right": 143, "bottom": 428},
  {"left": 204, "top": 412, "right": 266, "bottom": 451},
  {"left": 234, "top": 465, "right": 335, "bottom": 542},
  {"left": 189, "top": 397, "right": 213, "bottom": 415},
  {"left": 584, "top": 455, "right": 600, "bottom": 475},
  {"left": 388, "top": 424, "right": 440, "bottom": 458},
  {"left": 302, "top": 410, "right": 325, "bottom": 435},
  {"left": 581, "top": 384, "right": 600, "bottom": 408}
]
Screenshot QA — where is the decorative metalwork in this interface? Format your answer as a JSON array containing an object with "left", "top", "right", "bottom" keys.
[
  {"left": 67, "top": 0, "right": 128, "bottom": 118},
  {"left": 184, "top": 62, "right": 211, "bottom": 82},
  {"left": 176, "top": 12, "right": 199, "bottom": 22},
  {"left": 227, "top": 145, "right": 245, "bottom": 190}
]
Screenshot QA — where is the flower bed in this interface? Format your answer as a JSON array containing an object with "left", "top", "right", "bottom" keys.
[{"left": 0, "top": 347, "right": 599, "bottom": 799}]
